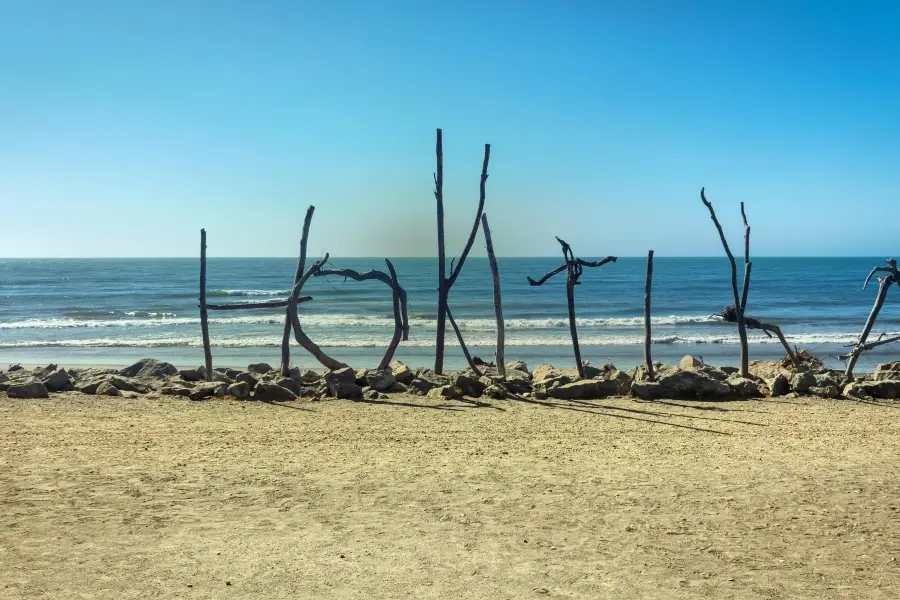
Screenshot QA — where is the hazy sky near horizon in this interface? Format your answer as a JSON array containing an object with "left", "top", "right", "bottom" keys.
[{"left": 1, "top": 1, "right": 898, "bottom": 258}]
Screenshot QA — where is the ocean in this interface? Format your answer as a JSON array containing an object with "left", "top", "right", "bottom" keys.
[{"left": 1, "top": 257, "right": 898, "bottom": 372}]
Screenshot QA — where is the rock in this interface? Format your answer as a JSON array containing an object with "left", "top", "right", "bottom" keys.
[
  {"left": 506, "top": 361, "right": 530, "bottom": 376},
  {"left": 601, "top": 369, "right": 633, "bottom": 396},
  {"left": 849, "top": 379, "right": 900, "bottom": 400},
  {"left": 408, "top": 378, "right": 439, "bottom": 395},
  {"left": 325, "top": 368, "right": 363, "bottom": 399},
  {"left": 809, "top": 385, "right": 841, "bottom": 399},
  {"left": 548, "top": 379, "right": 619, "bottom": 400},
  {"left": 485, "top": 385, "right": 507, "bottom": 399},
  {"left": 354, "top": 368, "right": 371, "bottom": 385},
  {"left": 75, "top": 378, "right": 106, "bottom": 395},
  {"left": 790, "top": 371, "right": 817, "bottom": 394},
  {"left": 189, "top": 382, "right": 226, "bottom": 401},
  {"left": 159, "top": 386, "right": 192, "bottom": 397},
  {"left": 770, "top": 374, "right": 790, "bottom": 397},
  {"left": 748, "top": 360, "right": 791, "bottom": 383},
  {"left": 454, "top": 373, "right": 487, "bottom": 397},
  {"left": 119, "top": 358, "right": 178, "bottom": 379},
  {"left": 873, "top": 362, "right": 900, "bottom": 381},
  {"left": 276, "top": 378, "right": 302, "bottom": 395},
  {"left": 213, "top": 372, "right": 234, "bottom": 384},
  {"left": 632, "top": 368, "right": 734, "bottom": 400},
  {"left": 179, "top": 368, "right": 205, "bottom": 382},
  {"left": 6, "top": 379, "right": 49, "bottom": 398},
  {"left": 7, "top": 364, "right": 23, "bottom": 372},
  {"left": 502, "top": 371, "right": 533, "bottom": 395},
  {"left": 812, "top": 372, "right": 840, "bottom": 389},
  {"left": 297, "top": 370, "right": 321, "bottom": 385},
  {"left": 531, "top": 364, "right": 559, "bottom": 382},
  {"left": 387, "top": 382, "right": 408, "bottom": 394},
  {"left": 427, "top": 385, "right": 463, "bottom": 400},
  {"left": 389, "top": 360, "right": 415, "bottom": 384},
  {"left": 726, "top": 376, "right": 764, "bottom": 398},
  {"left": 679, "top": 355, "right": 704, "bottom": 370},
  {"left": 366, "top": 389, "right": 380, "bottom": 400},
  {"left": 366, "top": 369, "right": 396, "bottom": 392},
  {"left": 96, "top": 381, "right": 121, "bottom": 397},
  {"left": 414, "top": 369, "right": 451, "bottom": 387},
  {"left": 106, "top": 376, "right": 149, "bottom": 394},
  {"left": 235, "top": 372, "right": 259, "bottom": 388},
  {"left": 254, "top": 382, "right": 298, "bottom": 401},
  {"left": 531, "top": 364, "right": 578, "bottom": 389},
  {"left": 843, "top": 382, "right": 871, "bottom": 399},
  {"left": 247, "top": 363, "right": 273, "bottom": 374},
  {"left": 42, "top": 368, "right": 71, "bottom": 392},
  {"left": 224, "top": 368, "right": 243, "bottom": 379}
]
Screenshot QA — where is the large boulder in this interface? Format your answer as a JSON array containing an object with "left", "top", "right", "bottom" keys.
[
  {"left": 179, "top": 368, "right": 205, "bottom": 382},
  {"left": 189, "top": 382, "right": 226, "bottom": 401},
  {"left": 119, "top": 358, "right": 177, "bottom": 379},
  {"left": 847, "top": 379, "right": 900, "bottom": 400},
  {"left": 159, "top": 385, "right": 192, "bottom": 397},
  {"left": 484, "top": 385, "right": 507, "bottom": 399},
  {"left": 770, "top": 374, "right": 790, "bottom": 397},
  {"left": 42, "top": 368, "right": 71, "bottom": 392},
  {"left": 247, "top": 363, "right": 273, "bottom": 374},
  {"left": 873, "top": 362, "right": 900, "bottom": 381},
  {"left": 726, "top": 375, "right": 764, "bottom": 398},
  {"left": 631, "top": 367, "right": 733, "bottom": 400},
  {"left": 275, "top": 377, "right": 302, "bottom": 395},
  {"left": 408, "top": 378, "right": 440, "bottom": 396},
  {"left": 809, "top": 385, "right": 842, "bottom": 399},
  {"left": 389, "top": 361, "right": 415, "bottom": 384},
  {"left": 226, "top": 381, "right": 250, "bottom": 399},
  {"left": 254, "top": 382, "right": 298, "bottom": 401},
  {"left": 235, "top": 372, "right": 259, "bottom": 388},
  {"left": 501, "top": 369, "right": 533, "bottom": 395},
  {"left": 790, "top": 371, "right": 817, "bottom": 394},
  {"left": 548, "top": 379, "right": 619, "bottom": 400},
  {"left": 427, "top": 385, "right": 463, "bottom": 400},
  {"left": 325, "top": 368, "right": 363, "bottom": 399},
  {"left": 366, "top": 369, "right": 396, "bottom": 392},
  {"left": 7, "top": 379, "right": 49, "bottom": 398},
  {"left": 506, "top": 361, "right": 530, "bottom": 376},
  {"left": 748, "top": 360, "right": 791, "bottom": 383},
  {"left": 454, "top": 373, "right": 487, "bottom": 397},
  {"left": 679, "top": 355, "right": 704, "bottom": 370}
]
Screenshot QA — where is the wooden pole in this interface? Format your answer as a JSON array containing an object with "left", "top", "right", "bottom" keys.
[
  {"left": 482, "top": 213, "right": 505, "bottom": 378},
  {"left": 282, "top": 206, "right": 315, "bottom": 375},
  {"left": 644, "top": 249, "right": 654, "bottom": 380},
  {"left": 199, "top": 229, "right": 213, "bottom": 381}
]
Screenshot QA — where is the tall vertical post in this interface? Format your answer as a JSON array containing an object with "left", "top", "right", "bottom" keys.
[
  {"left": 644, "top": 250, "right": 654, "bottom": 380},
  {"left": 434, "top": 129, "right": 447, "bottom": 373},
  {"left": 199, "top": 229, "right": 213, "bottom": 381},
  {"left": 482, "top": 214, "right": 505, "bottom": 377}
]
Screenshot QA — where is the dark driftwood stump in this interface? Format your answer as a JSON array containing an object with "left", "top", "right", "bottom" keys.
[
  {"left": 842, "top": 258, "right": 900, "bottom": 383},
  {"left": 199, "top": 229, "right": 213, "bottom": 381},
  {"left": 432, "top": 128, "right": 491, "bottom": 374},
  {"left": 314, "top": 259, "right": 409, "bottom": 370},
  {"left": 528, "top": 237, "right": 616, "bottom": 379}
]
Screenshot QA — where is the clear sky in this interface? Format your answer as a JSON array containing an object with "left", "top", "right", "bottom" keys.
[{"left": 1, "top": 1, "right": 897, "bottom": 258}]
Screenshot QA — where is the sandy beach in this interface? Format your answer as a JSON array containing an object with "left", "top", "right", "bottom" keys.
[{"left": 3, "top": 391, "right": 899, "bottom": 599}]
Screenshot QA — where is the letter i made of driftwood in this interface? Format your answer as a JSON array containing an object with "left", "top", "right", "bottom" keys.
[
  {"left": 527, "top": 237, "right": 616, "bottom": 380},
  {"left": 432, "top": 128, "right": 491, "bottom": 375}
]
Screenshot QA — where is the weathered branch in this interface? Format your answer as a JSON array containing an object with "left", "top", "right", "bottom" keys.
[
  {"left": 482, "top": 213, "right": 505, "bottom": 377},
  {"left": 199, "top": 229, "right": 213, "bottom": 381},
  {"left": 282, "top": 206, "right": 315, "bottom": 374},
  {"left": 577, "top": 257, "right": 618, "bottom": 269},
  {"left": 446, "top": 306, "right": 483, "bottom": 377},
  {"left": 289, "top": 254, "right": 348, "bottom": 371},
  {"left": 527, "top": 263, "right": 567, "bottom": 286},
  {"left": 315, "top": 268, "right": 393, "bottom": 287},
  {"left": 205, "top": 297, "right": 311, "bottom": 311},
  {"left": 644, "top": 250, "right": 654, "bottom": 380},
  {"left": 447, "top": 144, "right": 491, "bottom": 286},
  {"left": 840, "top": 334, "right": 900, "bottom": 360},
  {"left": 385, "top": 260, "right": 409, "bottom": 342},
  {"left": 700, "top": 188, "right": 741, "bottom": 309},
  {"left": 844, "top": 273, "right": 894, "bottom": 382}
]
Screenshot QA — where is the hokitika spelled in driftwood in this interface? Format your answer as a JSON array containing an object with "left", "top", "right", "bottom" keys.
[
  {"left": 432, "top": 129, "right": 491, "bottom": 375},
  {"left": 841, "top": 258, "right": 900, "bottom": 383},
  {"left": 528, "top": 237, "right": 616, "bottom": 380},
  {"left": 313, "top": 260, "right": 409, "bottom": 370}
]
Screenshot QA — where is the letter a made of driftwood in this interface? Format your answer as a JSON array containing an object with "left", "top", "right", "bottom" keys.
[
  {"left": 432, "top": 128, "right": 491, "bottom": 374},
  {"left": 841, "top": 258, "right": 900, "bottom": 383},
  {"left": 528, "top": 237, "right": 616, "bottom": 379},
  {"left": 700, "top": 188, "right": 799, "bottom": 375},
  {"left": 313, "top": 260, "right": 410, "bottom": 370}
]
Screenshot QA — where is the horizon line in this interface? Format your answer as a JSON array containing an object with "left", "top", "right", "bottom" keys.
[{"left": 1, "top": 255, "right": 895, "bottom": 260}]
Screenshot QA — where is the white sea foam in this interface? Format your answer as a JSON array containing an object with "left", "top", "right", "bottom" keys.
[{"left": 207, "top": 289, "right": 289, "bottom": 297}]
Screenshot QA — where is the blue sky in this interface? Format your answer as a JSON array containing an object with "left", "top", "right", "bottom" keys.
[{"left": 1, "top": 1, "right": 897, "bottom": 257}]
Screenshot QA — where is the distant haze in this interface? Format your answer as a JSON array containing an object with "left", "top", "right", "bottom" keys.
[{"left": 1, "top": 2, "right": 898, "bottom": 258}]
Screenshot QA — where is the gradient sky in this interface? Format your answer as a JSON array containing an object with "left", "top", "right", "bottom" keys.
[{"left": 1, "top": 1, "right": 898, "bottom": 258}]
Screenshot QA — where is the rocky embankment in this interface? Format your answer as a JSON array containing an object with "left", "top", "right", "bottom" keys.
[{"left": 2, "top": 356, "right": 899, "bottom": 403}]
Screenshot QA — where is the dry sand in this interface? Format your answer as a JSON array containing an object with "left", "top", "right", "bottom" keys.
[{"left": 2, "top": 391, "right": 900, "bottom": 599}]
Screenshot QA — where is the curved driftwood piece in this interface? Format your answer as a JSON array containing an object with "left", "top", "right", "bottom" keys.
[
  {"left": 843, "top": 259, "right": 900, "bottom": 382},
  {"left": 644, "top": 250, "right": 654, "bottom": 380},
  {"left": 432, "top": 128, "right": 491, "bottom": 374},
  {"left": 481, "top": 213, "right": 505, "bottom": 377},
  {"left": 313, "top": 259, "right": 409, "bottom": 370},
  {"left": 700, "top": 188, "right": 749, "bottom": 377},
  {"left": 199, "top": 229, "right": 213, "bottom": 382},
  {"left": 281, "top": 206, "right": 316, "bottom": 374},
  {"left": 528, "top": 236, "right": 617, "bottom": 379},
  {"left": 288, "top": 254, "right": 348, "bottom": 371},
  {"left": 446, "top": 306, "right": 483, "bottom": 377},
  {"left": 716, "top": 307, "right": 799, "bottom": 369}
]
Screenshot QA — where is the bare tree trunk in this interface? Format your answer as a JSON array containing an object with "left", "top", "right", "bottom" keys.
[
  {"left": 199, "top": 229, "right": 213, "bottom": 381},
  {"left": 844, "top": 276, "right": 891, "bottom": 382},
  {"left": 282, "top": 206, "right": 315, "bottom": 375},
  {"left": 565, "top": 271, "right": 583, "bottom": 379},
  {"left": 446, "top": 306, "right": 483, "bottom": 376},
  {"left": 739, "top": 203, "right": 751, "bottom": 377},
  {"left": 432, "top": 129, "right": 491, "bottom": 374},
  {"left": 481, "top": 213, "right": 505, "bottom": 378},
  {"left": 644, "top": 250, "right": 654, "bottom": 380}
]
